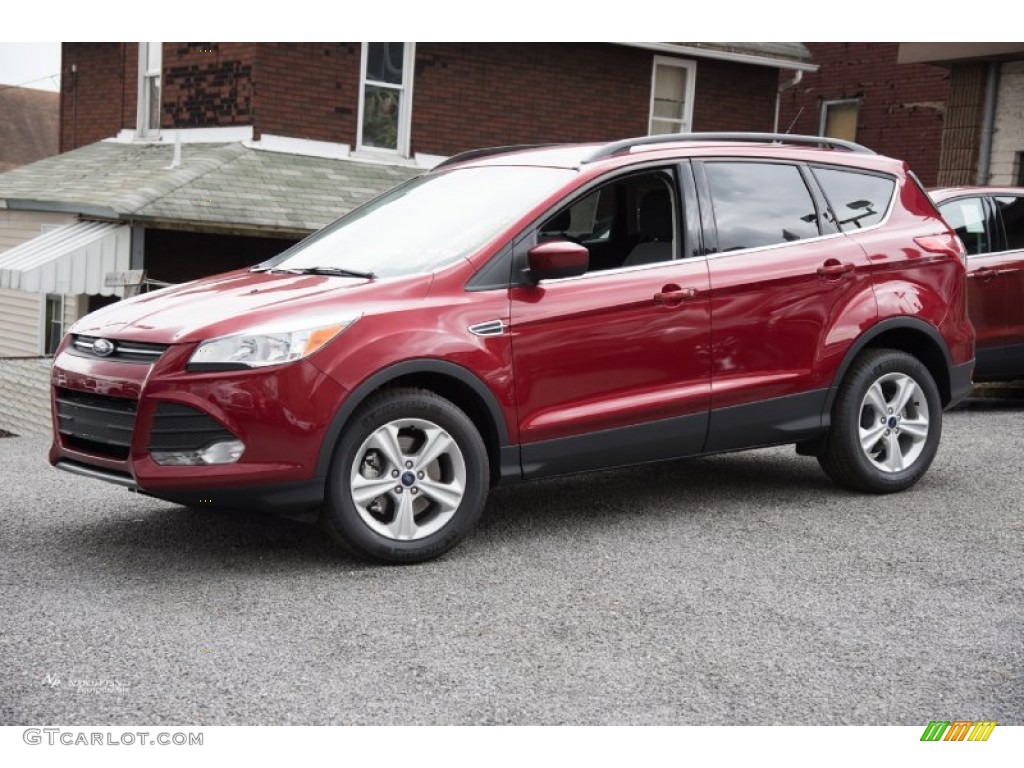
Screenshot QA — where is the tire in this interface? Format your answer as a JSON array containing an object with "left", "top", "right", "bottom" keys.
[
  {"left": 818, "top": 349, "right": 942, "bottom": 493},
  {"left": 321, "top": 388, "right": 489, "bottom": 564}
]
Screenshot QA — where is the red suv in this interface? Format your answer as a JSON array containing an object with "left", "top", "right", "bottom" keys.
[
  {"left": 50, "top": 133, "right": 974, "bottom": 563},
  {"left": 930, "top": 187, "right": 1024, "bottom": 381}
]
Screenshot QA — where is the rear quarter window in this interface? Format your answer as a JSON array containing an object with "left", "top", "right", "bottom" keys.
[{"left": 812, "top": 167, "right": 896, "bottom": 232}]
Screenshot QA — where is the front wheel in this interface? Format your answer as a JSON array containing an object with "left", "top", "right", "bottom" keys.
[
  {"left": 818, "top": 349, "right": 942, "bottom": 493},
  {"left": 321, "top": 388, "right": 489, "bottom": 563}
]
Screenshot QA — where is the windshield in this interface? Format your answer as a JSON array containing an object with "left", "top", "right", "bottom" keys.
[{"left": 260, "top": 165, "right": 575, "bottom": 278}]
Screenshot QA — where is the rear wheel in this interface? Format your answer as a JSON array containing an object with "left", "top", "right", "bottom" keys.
[
  {"left": 321, "top": 388, "right": 489, "bottom": 563},
  {"left": 818, "top": 349, "right": 942, "bottom": 493}
]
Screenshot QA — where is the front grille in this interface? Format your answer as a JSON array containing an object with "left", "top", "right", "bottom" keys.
[
  {"left": 148, "top": 402, "right": 236, "bottom": 453},
  {"left": 71, "top": 335, "right": 169, "bottom": 364},
  {"left": 56, "top": 388, "right": 138, "bottom": 460}
]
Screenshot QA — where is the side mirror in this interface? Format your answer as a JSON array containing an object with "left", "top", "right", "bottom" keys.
[{"left": 527, "top": 241, "right": 589, "bottom": 282}]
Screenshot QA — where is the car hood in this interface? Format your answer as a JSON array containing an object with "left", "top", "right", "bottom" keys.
[{"left": 70, "top": 269, "right": 433, "bottom": 344}]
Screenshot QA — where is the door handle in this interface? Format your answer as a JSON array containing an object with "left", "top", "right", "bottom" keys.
[
  {"left": 816, "top": 260, "right": 855, "bottom": 279},
  {"left": 969, "top": 267, "right": 995, "bottom": 281},
  {"left": 654, "top": 284, "right": 697, "bottom": 307}
]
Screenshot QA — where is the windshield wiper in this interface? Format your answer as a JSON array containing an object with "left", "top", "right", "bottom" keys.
[{"left": 252, "top": 266, "right": 376, "bottom": 279}]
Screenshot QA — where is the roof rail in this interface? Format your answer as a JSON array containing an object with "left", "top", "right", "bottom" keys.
[
  {"left": 432, "top": 143, "right": 559, "bottom": 170},
  {"left": 581, "top": 132, "right": 876, "bottom": 164}
]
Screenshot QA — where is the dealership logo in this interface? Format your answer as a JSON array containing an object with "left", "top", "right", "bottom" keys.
[
  {"left": 920, "top": 720, "right": 997, "bottom": 742},
  {"left": 92, "top": 338, "right": 115, "bottom": 357}
]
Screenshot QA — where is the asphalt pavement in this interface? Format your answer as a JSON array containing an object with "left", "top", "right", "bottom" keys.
[{"left": 1, "top": 396, "right": 1022, "bottom": 725}]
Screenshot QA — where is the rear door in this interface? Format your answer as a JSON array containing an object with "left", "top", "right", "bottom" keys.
[
  {"left": 698, "top": 160, "right": 881, "bottom": 452},
  {"left": 992, "top": 194, "right": 1024, "bottom": 376},
  {"left": 937, "top": 195, "right": 1010, "bottom": 376}
]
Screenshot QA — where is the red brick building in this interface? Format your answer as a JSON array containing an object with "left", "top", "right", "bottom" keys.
[
  {"left": 60, "top": 42, "right": 814, "bottom": 158},
  {"left": 776, "top": 42, "right": 949, "bottom": 186},
  {"left": 777, "top": 42, "right": 1024, "bottom": 189}
]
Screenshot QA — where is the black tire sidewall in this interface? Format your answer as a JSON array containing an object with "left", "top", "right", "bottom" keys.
[
  {"left": 322, "top": 390, "right": 489, "bottom": 563},
  {"left": 830, "top": 350, "right": 943, "bottom": 493}
]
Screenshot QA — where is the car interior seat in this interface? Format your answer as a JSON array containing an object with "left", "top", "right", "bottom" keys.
[{"left": 623, "top": 188, "right": 673, "bottom": 267}]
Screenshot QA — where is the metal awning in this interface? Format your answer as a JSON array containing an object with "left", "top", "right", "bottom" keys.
[{"left": 0, "top": 221, "right": 130, "bottom": 296}]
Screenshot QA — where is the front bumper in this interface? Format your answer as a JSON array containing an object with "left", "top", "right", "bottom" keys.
[{"left": 49, "top": 338, "right": 347, "bottom": 513}]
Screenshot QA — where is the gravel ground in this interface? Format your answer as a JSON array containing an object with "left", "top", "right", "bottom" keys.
[{"left": 1, "top": 397, "right": 1021, "bottom": 725}]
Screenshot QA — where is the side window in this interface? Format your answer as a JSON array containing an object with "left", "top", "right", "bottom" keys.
[
  {"left": 937, "top": 197, "right": 994, "bottom": 256},
  {"left": 812, "top": 167, "right": 895, "bottom": 231},
  {"left": 704, "top": 162, "right": 819, "bottom": 252},
  {"left": 538, "top": 171, "right": 678, "bottom": 272},
  {"left": 994, "top": 195, "right": 1024, "bottom": 251}
]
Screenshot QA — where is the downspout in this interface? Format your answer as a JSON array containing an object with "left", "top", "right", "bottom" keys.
[
  {"left": 774, "top": 70, "right": 803, "bottom": 132},
  {"left": 977, "top": 61, "right": 1000, "bottom": 185}
]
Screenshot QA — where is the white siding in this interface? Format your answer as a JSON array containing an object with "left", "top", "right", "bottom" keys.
[
  {"left": 0, "top": 287, "right": 42, "bottom": 356},
  {"left": 0, "top": 211, "right": 82, "bottom": 356},
  {"left": 0, "top": 210, "right": 76, "bottom": 253},
  {"left": 64, "top": 293, "right": 86, "bottom": 331}
]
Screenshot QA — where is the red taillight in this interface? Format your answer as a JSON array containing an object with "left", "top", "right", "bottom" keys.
[{"left": 914, "top": 233, "right": 966, "bottom": 263}]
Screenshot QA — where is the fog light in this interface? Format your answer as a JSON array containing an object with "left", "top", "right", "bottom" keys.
[{"left": 151, "top": 440, "right": 245, "bottom": 466}]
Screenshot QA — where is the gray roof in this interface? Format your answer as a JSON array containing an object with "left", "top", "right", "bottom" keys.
[
  {"left": 0, "top": 141, "right": 421, "bottom": 235},
  {"left": 676, "top": 42, "right": 813, "bottom": 64}
]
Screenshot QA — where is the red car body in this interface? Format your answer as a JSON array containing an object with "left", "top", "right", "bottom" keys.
[
  {"left": 50, "top": 134, "right": 975, "bottom": 562},
  {"left": 930, "top": 186, "right": 1024, "bottom": 381}
]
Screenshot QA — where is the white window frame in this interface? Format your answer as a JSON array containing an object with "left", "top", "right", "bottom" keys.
[
  {"left": 648, "top": 56, "right": 697, "bottom": 136},
  {"left": 818, "top": 98, "right": 860, "bottom": 140},
  {"left": 356, "top": 42, "right": 416, "bottom": 158},
  {"left": 136, "top": 42, "right": 162, "bottom": 139},
  {"left": 41, "top": 293, "right": 65, "bottom": 356}
]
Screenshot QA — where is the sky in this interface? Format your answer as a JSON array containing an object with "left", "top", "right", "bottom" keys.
[{"left": 0, "top": 42, "right": 60, "bottom": 90}]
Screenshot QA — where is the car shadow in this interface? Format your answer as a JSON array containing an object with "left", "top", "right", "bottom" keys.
[{"left": 51, "top": 448, "right": 829, "bottom": 575}]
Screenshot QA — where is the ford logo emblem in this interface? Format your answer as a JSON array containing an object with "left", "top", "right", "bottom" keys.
[{"left": 92, "top": 338, "right": 115, "bottom": 357}]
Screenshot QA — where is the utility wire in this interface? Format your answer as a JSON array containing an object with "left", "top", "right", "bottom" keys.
[{"left": 0, "top": 73, "right": 62, "bottom": 94}]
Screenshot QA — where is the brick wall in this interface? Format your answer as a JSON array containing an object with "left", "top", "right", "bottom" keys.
[
  {"left": 777, "top": 43, "right": 949, "bottom": 186},
  {"left": 162, "top": 43, "right": 256, "bottom": 128},
  {"left": 937, "top": 63, "right": 987, "bottom": 187},
  {"left": 411, "top": 43, "right": 777, "bottom": 156},
  {"left": 254, "top": 43, "right": 360, "bottom": 143},
  {"left": 59, "top": 42, "right": 783, "bottom": 156},
  {"left": 412, "top": 43, "right": 650, "bottom": 154},
  {"left": 0, "top": 358, "right": 53, "bottom": 437},
  {"left": 60, "top": 43, "right": 134, "bottom": 151},
  {"left": 692, "top": 59, "right": 778, "bottom": 132}
]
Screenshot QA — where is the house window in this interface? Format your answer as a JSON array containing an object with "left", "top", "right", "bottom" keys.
[
  {"left": 820, "top": 99, "right": 859, "bottom": 142},
  {"left": 648, "top": 56, "right": 696, "bottom": 136},
  {"left": 358, "top": 43, "right": 415, "bottom": 156},
  {"left": 43, "top": 294, "right": 65, "bottom": 355},
  {"left": 136, "top": 42, "right": 162, "bottom": 138}
]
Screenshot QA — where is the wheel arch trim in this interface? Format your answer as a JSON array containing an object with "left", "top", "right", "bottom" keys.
[
  {"left": 314, "top": 359, "right": 512, "bottom": 480},
  {"left": 825, "top": 317, "right": 954, "bottom": 413}
]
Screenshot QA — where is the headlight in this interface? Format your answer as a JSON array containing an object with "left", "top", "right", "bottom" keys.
[{"left": 188, "top": 318, "right": 358, "bottom": 370}]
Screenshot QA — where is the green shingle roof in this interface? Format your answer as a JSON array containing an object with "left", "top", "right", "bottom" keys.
[{"left": 0, "top": 141, "right": 421, "bottom": 235}]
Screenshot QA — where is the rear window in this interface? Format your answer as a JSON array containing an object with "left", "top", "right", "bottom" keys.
[{"left": 812, "top": 167, "right": 895, "bottom": 232}]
